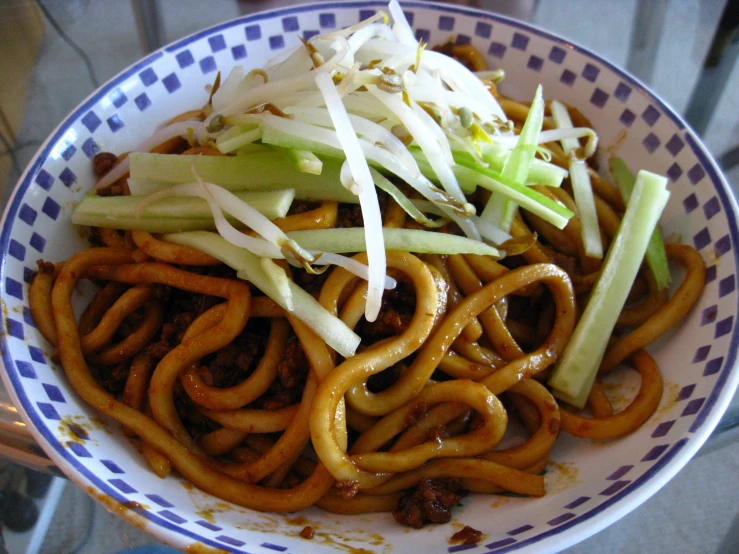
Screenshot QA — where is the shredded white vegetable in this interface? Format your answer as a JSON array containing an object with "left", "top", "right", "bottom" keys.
[
  {"left": 316, "top": 71, "right": 386, "bottom": 322},
  {"left": 109, "top": 2, "right": 603, "bottom": 322}
]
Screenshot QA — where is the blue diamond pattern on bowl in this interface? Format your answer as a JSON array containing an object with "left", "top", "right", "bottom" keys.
[
  {"left": 196, "top": 520, "right": 222, "bottom": 532},
  {"left": 81, "top": 111, "right": 102, "bottom": 133},
  {"left": 642, "top": 132, "right": 660, "bottom": 153},
  {"left": 139, "top": 67, "right": 158, "bottom": 86},
  {"left": 216, "top": 535, "right": 244, "bottom": 547},
  {"left": 245, "top": 24, "right": 261, "bottom": 41},
  {"left": 5, "top": 278, "right": 23, "bottom": 300},
  {"left": 68, "top": 441, "right": 92, "bottom": 458},
  {"left": 261, "top": 543, "right": 288, "bottom": 552},
  {"left": 652, "top": 420, "right": 675, "bottom": 438},
  {"left": 8, "top": 240, "right": 25, "bottom": 261},
  {"left": 590, "top": 88, "right": 608, "bottom": 108},
  {"left": 681, "top": 397, "right": 706, "bottom": 416},
  {"left": 146, "top": 494, "right": 175, "bottom": 508},
  {"left": 704, "top": 357, "right": 723, "bottom": 376},
  {"left": 319, "top": 13, "right": 335, "bottom": 28},
  {"left": 688, "top": 163, "right": 706, "bottom": 184},
  {"left": 581, "top": 63, "right": 599, "bottom": 82},
  {"left": 208, "top": 34, "right": 226, "bottom": 52},
  {"left": 23, "top": 307, "right": 35, "bottom": 327},
  {"left": 641, "top": 105, "right": 661, "bottom": 126},
  {"left": 438, "top": 15, "right": 455, "bottom": 31},
  {"left": 134, "top": 92, "right": 152, "bottom": 111},
  {"left": 693, "top": 345, "right": 711, "bottom": 362},
  {"left": 59, "top": 167, "right": 76, "bottom": 187},
  {"left": 614, "top": 82, "right": 631, "bottom": 101},
  {"left": 35, "top": 169, "right": 54, "bottom": 190},
  {"left": 475, "top": 21, "right": 492, "bottom": 39},
  {"left": 162, "top": 73, "right": 181, "bottom": 93},
  {"left": 109, "top": 478, "right": 136, "bottom": 493},
  {"left": 488, "top": 41, "right": 506, "bottom": 58},
  {"left": 560, "top": 69, "right": 576, "bottom": 86},
  {"left": 231, "top": 44, "right": 246, "bottom": 60},
  {"left": 107, "top": 114, "right": 125, "bottom": 132},
  {"left": 16, "top": 361, "right": 37, "bottom": 379},
  {"left": 641, "top": 444, "right": 669, "bottom": 462},
  {"left": 548, "top": 45, "right": 566, "bottom": 64},
  {"left": 41, "top": 197, "right": 60, "bottom": 220},
  {"left": 82, "top": 137, "right": 99, "bottom": 158},
  {"left": 29, "top": 232, "right": 45, "bottom": 252},
  {"left": 101, "top": 459, "right": 125, "bottom": 474},
  {"left": 175, "top": 50, "right": 194, "bottom": 68},
  {"left": 619, "top": 108, "right": 635, "bottom": 126},
  {"left": 109, "top": 89, "right": 127, "bottom": 109},
  {"left": 199, "top": 56, "right": 216, "bottom": 74},
  {"left": 527, "top": 55, "right": 543, "bottom": 72},
  {"left": 511, "top": 32, "right": 529, "bottom": 51}
]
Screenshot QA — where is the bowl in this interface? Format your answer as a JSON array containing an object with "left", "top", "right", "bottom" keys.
[{"left": 1, "top": 2, "right": 737, "bottom": 552}]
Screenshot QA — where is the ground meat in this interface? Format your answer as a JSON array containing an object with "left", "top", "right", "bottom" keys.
[
  {"left": 335, "top": 479, "right": 360, "bottom": 500},
  {"left": 204, "top": 328, "right": 264, "bottom": 388},
  {"left": 292, "top": 266, "right": 331, "bottom": 296},
  {"left": 174, "top": 385, "right": 218, "bottom": 441},
  {"left": 36, "top": 259, "right": 55, "bottom": 274},
  {"left": 366, "top": 362, "right": 404, "bottom": 393},
  {"left": 450, "top": 526, "right": 482, "bottom": 545},
  {"left": 550, "top": 251, "right": 577, "bottom": 277},
  {"left": 393, "top": 478, "right": 464, "bottom": 529},
  {"left": 147, "top": 311, "right": 196, "bottom": 360},
  {"left": 258, "top": 336, "right": 309, "bottom": 409},
  {"left": 287, "top": 201, "right": 319, "bottom": 215},
  {"left": 335, "top": 204, "right": 364, "bottom": 228},
  {"left": 115, "top": 306, "right": 147, "bottom": 340},
  {"left": 335, "top": 191, "right": 389, "bottom": 228},
  {"left": 93, "top": 361, "right": 129, "bottom": 394},
  {"left": 93, "top": 152, "right": 118, "bottom": 177},
  {"left": 358, "top": 279, "right": 416, "bottom": 343}
]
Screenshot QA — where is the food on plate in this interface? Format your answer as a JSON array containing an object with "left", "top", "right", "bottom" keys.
[{"left": 29, "top": 1, "right": 706, "bottom": 528}]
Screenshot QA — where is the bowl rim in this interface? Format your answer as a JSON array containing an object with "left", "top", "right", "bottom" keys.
[{"left": 1, "top": 1, "right": 738, "bottom": 552}]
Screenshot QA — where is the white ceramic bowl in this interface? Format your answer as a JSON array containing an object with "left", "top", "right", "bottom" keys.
[{"left": 2, "top": 2, "right": 737, "bottom": 552}]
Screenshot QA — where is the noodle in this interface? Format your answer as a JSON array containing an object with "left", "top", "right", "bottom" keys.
[{"left": 27, "top": 32, "right": 708, "bottom": 532}]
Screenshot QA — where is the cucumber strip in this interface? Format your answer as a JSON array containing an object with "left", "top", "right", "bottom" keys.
[
  {"left": 259, "top": 258, "right": 294, "bottom": 311},
  {"left": 482, "top": 85, "right": 545, "bottom": 231},
  {"left": 550, "top": 100, "right": 603, "bottom": 259},
  {"left": 454, "top": 163, "right": 574, "bottom": 229},
  {"left": 440, "top": 146, "right": 568, "bottom": 190},
  {"left": 370, "top": 169, "right": 446, "bottom": 228},
  {"left": 163, "top": 231, "right": 361, "bottom": 358},
  {"left": 610, "top": 157, "right": 671, "bottom": 290},
  {"left": 216, "top": 127, "right": 262, "bottom": 153},
  {"left": 128, "top": 153, "right": 358, "bottom": 203},
  {"left": 548, "top": 170, "right": 670, "bottom": 408},
  {"left": 284, "top": 148, "right": 323, "bottom": 175},
  {"left": 71, "top": 190, "right": 294, "bottom": 232},
  {"left": 285, "top": 228, "right": 500, "bottom": 257}
]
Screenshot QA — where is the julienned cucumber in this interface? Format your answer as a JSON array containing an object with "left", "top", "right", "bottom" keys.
[
  {"left": 71, "top": 190, "right": 294, "bottom": 232},
  {"left": 162, "top": 230, "right": 361, "bottom": 358},
  {"left": 548, "top": 170, "right": 670, "bottom": 408},
  {"left": 128, "top": 152, "right": 358, "bottom": 203},
  {"left": 285, "top": 228, "right": 500, "bottom": 257}
]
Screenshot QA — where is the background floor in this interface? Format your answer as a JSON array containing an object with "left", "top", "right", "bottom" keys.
[{"left": 2, "top": 1, "right": 737, "bottom": 553}]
